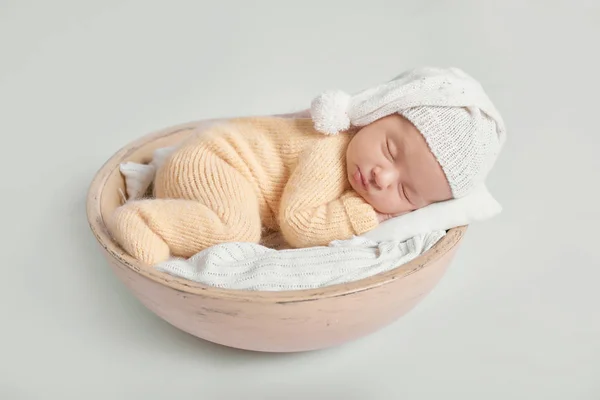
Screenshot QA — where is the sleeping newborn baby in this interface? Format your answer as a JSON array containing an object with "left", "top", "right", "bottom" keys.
[{"left": 108, "top": 66, "right": 506, "bottom": 265}]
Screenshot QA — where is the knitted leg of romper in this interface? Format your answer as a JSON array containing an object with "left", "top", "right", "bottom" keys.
[{"left": 108, "top": 149, "right": 262, "bottom": 265}]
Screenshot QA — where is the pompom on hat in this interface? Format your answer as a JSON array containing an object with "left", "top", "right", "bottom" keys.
[{"left": 309, "top": 66, "right": 507, "bottom": 198}]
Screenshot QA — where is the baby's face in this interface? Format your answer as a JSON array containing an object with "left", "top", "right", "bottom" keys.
[{"left": 346, "top": 114, "right": 452, "bottom": 215}]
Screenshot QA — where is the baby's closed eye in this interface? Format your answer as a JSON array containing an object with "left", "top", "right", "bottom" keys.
[{"left": 386, "top": 138, "right": 398, "bottom": 160}]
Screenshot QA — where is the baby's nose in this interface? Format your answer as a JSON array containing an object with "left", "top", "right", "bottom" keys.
[{"left": 374, "top": 168, "right": 397, "bottom": 189}]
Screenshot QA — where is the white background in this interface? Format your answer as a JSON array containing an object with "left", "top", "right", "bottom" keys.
[{"left": 1, "top": 0, "right": 599, "bottom": 398}]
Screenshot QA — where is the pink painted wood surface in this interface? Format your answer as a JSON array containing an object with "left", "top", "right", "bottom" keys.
[{"left": 86, "top": 115, "right": 467, "bottom": 352}]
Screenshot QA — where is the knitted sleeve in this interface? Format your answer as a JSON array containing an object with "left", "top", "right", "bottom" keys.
[{"left": 278, "top": 136, "right": 379, "bottom": 248}]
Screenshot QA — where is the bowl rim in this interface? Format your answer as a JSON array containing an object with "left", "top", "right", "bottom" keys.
[{"left": 86, "top": 116, "right": 468, "bottom": 304}]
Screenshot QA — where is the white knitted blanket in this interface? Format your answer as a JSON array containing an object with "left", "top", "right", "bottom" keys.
[{"left": 154, "top": 233, "right": 445, "bottom": 291}]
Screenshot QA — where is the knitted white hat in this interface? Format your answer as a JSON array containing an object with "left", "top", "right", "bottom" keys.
[{"left": 310, "top": 66, "right": 507, "bottom": 198}]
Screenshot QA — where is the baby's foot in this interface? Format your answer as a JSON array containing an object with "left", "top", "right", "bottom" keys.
[{"left": 107, "top": 201, "right": 171, "bottom": 265}]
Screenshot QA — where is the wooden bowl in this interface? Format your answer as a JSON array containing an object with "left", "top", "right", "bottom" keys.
[{"left": 86, "top": 117, "right": 468, "bottom": 353}]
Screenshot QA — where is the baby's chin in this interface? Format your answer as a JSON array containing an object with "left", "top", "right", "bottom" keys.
[
  {"left": 354, "top": 189, "right": 385, "bottom": 212},
  {"left": 365, "top": 197, "right": 408, "bottom": 216},
  {"left": 347, "top": 172, "right": 384, "bottom": 211}
]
